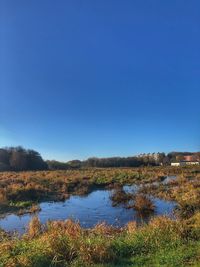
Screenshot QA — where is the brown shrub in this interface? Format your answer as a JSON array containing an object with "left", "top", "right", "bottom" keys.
[
  {"left": 29, "top": 204, "right": 41, "bottom": 213},
  {"left": 133, "top": 194, "right": 155, "bottom": 213},
  {"left": 126, "top": 221, "right": 137, "bottom": 233},
  {"left": 48, "top": 219, "right": 82, "bottom": 238},
  {"left": 78, "top": 236, "right": 116, "bottom": 264},
  {"left": 110, "top": 187, "right": 132, "bottom": 206},
  {"left": 47, "top": 232, "right": 77, "bottom": 263},
  {"left": 92, "top": 222, "right": 122, "bottom": 236},
  {"left": 27, "top": 216, "right": 42, "bottom": 238}
]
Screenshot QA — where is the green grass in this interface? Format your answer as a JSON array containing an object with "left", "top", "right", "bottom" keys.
[
  {"left": 9, "top": 201, "right": 34, "bottom": 208},
  {"left": 0, "top": 214, "right": 199, "bottom": 267}
]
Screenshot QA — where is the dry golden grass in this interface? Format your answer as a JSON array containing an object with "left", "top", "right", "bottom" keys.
[
  {"left": 126, "top": 221, "right": 137, "bottom": 233},
  {"left": 0, "top": 213, "right": 200, "bottom": 267},
  {"left": 133, "top": 194, "right": 155, "bottom": 213},
  {"left": 27, "top": 216, "right": 42, "bottom": 238}
]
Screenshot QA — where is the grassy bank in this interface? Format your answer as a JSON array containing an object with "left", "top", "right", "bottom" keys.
[{"left": 0, "top": 214, "right": 200, "bottom": 267}]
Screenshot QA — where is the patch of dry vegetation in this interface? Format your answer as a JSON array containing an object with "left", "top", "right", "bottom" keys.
[
  {"left": 0, "top": 166, "right": 199, "bottom": 216},
  {"left": 0, "top": 166, "right": 200, "bottom": 266},
  {"left": 0, "top": 214, "right": 199, "bottom": 267}
]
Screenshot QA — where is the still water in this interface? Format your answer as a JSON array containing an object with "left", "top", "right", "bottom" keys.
[{"left": 0, "top": 185, "right": 176, "bottom": 233}]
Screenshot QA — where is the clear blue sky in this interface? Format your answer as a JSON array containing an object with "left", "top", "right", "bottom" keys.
[{"left": 0, "top": 1, "right": 200, "bottom": 161}]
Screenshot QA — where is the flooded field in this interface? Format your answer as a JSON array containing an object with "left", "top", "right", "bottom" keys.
[
  {"left": 0, "top": 185, "right": 176, "bottom": 233},
  {"left": 0, "top": 169, "right": 199, "bottom": 267}
]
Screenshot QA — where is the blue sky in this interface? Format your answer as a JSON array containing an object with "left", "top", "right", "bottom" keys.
[{"left": 0, "top": 0, "right": 200, "bottom": 161}]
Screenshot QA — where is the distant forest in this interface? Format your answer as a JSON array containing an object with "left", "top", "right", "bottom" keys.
[
  {"left": 0, "top": 147, "right": 48, "bottom": 171},
  {"left": 0, "top": 147, "right": 199, "bottom": 171}
]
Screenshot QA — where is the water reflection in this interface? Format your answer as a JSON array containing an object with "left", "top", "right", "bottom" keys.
[{"left": 0, "top": 186, "right": 176, "bottom": 234}]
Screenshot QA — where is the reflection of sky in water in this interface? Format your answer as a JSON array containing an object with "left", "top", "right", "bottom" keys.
[
  {"left": 162, "top": 176, "right": 177, "bottom": 184},
  {"left": 0, "top": 185, "right": 176, "bottom": 234}
]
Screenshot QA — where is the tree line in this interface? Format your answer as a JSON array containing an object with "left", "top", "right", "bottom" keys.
[
  {"left": 47, "top": 157, "right": 155, "bottom": 170},
  {"left": 47, "top": 152, "right": 200, "bottom": 170},
  {"left": 0, "top": 147, "right": 199, "bottom": 171},
  {"left": 0, "top": 147, "right": 48, "bottom": 171}
]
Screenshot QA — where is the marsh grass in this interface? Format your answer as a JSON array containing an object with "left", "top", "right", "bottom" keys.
[
  {"left": 0, "top": 166, "right": 199, "bottom": 210},
  {"left": 1, "top": 214, "right": 199, "bottom": 267},
  {"left": 0, "top": 213, "right": 200, "bottom": 267},
  {"left": 9, "top": 201, "right": 33, "bottom": 208},
  {"left": 27, "top": 216, "right": 43, "bottom": 238},
  {"left": 132, "top": 194, "right": 155, "bottom": 213},
  {"left": 0, "top": 166, "right": 200, "bottom": 266},
  {"left": 110, "top": 187, "right": 132, "bottom": 207},
  {"left": 110, "top": 187, "right": 155, "bottom": 216}
]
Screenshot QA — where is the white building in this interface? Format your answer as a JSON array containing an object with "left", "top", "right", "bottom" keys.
[
  {"left": 185, "top": 161, "right": 200, "bottom": 166},
  {"left": 171, "top": 162, "right": 181, "bottom": 166},
  {"left": 171, "top": 161, "right": 200, "bottom": 166}
]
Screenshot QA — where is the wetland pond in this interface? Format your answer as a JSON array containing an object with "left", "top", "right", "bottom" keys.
[{"left": 0, "top": 180, "right": 177, "bottom": 234}]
